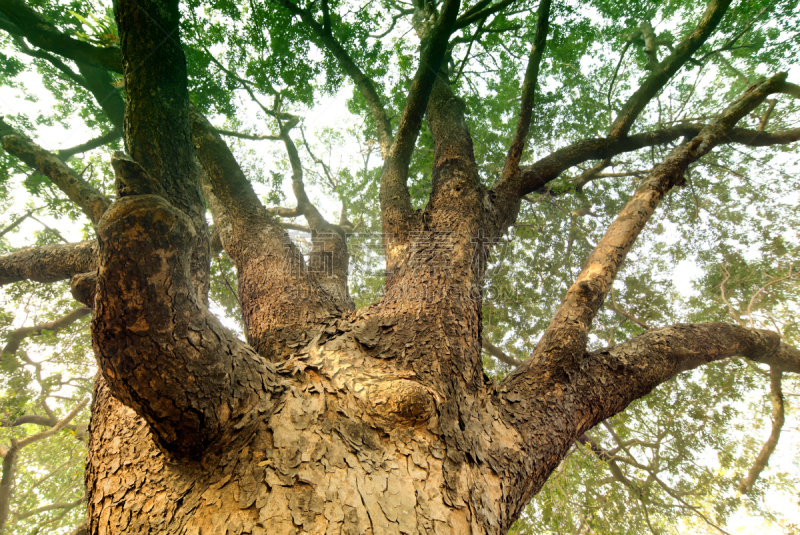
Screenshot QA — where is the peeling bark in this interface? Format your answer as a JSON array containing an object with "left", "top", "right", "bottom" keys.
[
  {"left": 92, "top": 191, "right": 284, "bottom": 457},
  {"left": 0, "top": 241, "right": 97, "bottom": 286},
  {"left": 190, "top": 108, "right": 345, "bottom": 359}
]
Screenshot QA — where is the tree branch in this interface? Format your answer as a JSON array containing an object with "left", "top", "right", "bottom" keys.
[
  {"left": 482, "top": 337, "right": 522, "bottom": 367},
  {"left": 379, "top": 0, "right": 461, "bottom": 252},
  {"left": 214, "top": 128, "right": 281, "bottom": 141},
  {"left": 455, "top": 0, "right": 517, "bottom": 29},
  {"left": 496, "top": 77, "right": 789, "bottom": 508},
  {"left": 190, "top": 107, "right": 344, "bottom": 359},
  {"left": 14, "top": 495, "right": 83, "bottom": 521},
  {"left": 92, "top": 180, "right": 285, "bottom": 457},
  {"left": 277, "top": 123, "right": 352, "bottom": 307},
  {"left": 490, "top": 120, "right": 800, "bottom": 227},
  {"left": 16, "top": 398, "right": 88, "bottom": 449},
  {"left": 508, "top": 74, "right": 785, "bottom": 378},
  {"left": 188, "top": 107, "right": 268, "bottom": 225},
  {"left": 58, "top": 130, "right": 122, "bottom": 160},
  {"left": 2, "top": 307, "right": 90, "bottom": 360},
  {"left": 6, "top": 33, "right": 87, "bottom": 87},
  {"left": 738, "top": 367, "right": 784, "bottom": 494},
  {"left": 0, "top": 398, "right": 88, "bottom": 533},
  {"left": 639, "top": 20, "right": 660, "bottom": 72},
  {"left": 501, "top": 0, "right": 551, "bottom": 180},
  {"left": 0, "top": 0, "right": 122, "bottom": 73},
  {"left": 496, "top": 321, "right": 798, "bottom": 522},
  {"left": 0, "top": 6, "right": 125, "bottom": 132},
  {"left": 0, "top": 241, "right": 97, "bottom": 287},
  {"left": 115, "top": 0, "right": 203, "bottom": 222},
  {"left": 577, "top": 433, "right": 641, "bottom": 491},
  {"left": 608, "top": 0, "right": 732, "bottom": 138},
  {"left": 0, "top": 118, "right": 111, "bottom": 223},
  {"left": 278, "top": 0, "right": 394, "bottom": 157},
  {"left": 0, "top": 440, "right": 17, "bottom": 535},
  {"left": 0, "top": 210, "right": 33, "bottom": 240},
  {"left": 609, "top": 287, "right": 651, "bottom": 330},
  {"left": 777, "top": 81, "right": 800, "bottom": 99},
  {"left": 84, "top": 0, "right": 289, "bottom": 459}
]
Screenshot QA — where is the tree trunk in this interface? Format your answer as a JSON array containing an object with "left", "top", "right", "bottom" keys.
[{"left": 86, "top": 336, "right": 523, "bottom": 535}]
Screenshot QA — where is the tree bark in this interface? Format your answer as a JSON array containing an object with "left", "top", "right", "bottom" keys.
[{"left": 0, "top": 241, "right": 97, "bottom": 286}]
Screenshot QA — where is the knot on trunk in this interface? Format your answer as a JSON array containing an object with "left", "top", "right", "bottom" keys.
[
  {"left": 112, "top": 151, "right": 168, "bottom": 198},
  {"left": 71, "top": 271, "right": 98, "bottom": 308}
]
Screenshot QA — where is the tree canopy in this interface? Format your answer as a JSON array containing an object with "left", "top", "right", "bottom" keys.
[{"left": 0, "top": 0, "right": 799, "bottom": 532}]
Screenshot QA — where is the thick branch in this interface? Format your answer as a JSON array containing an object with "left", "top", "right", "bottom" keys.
[
  {"left": 0, "top": 0, "right": 122, "bottom": 73},
  {"left": 749, "top": 341, "right": 800, "bottom": 374},
  {"left": 584, "top": 324, "right": 789, "bottom": 426},
  {"left": 115, "top": 0, "right": 202, "bottom": 221},
  {"left": 777, "top": 81, "right": 800, "bottom": 99},
  {"left": 456, "top": 0, "right": 517, "bottom": 29},
  {"left": 0, "top": 3, "right": 125, "bottom": 131},
  {"left": 0, "top": 118, "right": 111, "bottom": 223},
  {"left": 0, "top": 241, "right": 97, "bottom": 287},
  {"left": 93, "top": 190, "right": 285, "bottom": 457},
  {"left": 608, "top": 0, "right": 732, "bottom": 138},
  {"left": 82, "top": 0, "right": 282, "bottom": 458},
  {"left": 379, "top": 0, "right": 461, "bottom": 248},
  {"left": 190, "top": 108, "right": 343, "bottom": 359},
  {"left": 74, "top": 65, "right": 125, "bottom": 132},
  {"left": 738, "top": 367, "right": 784, "bottom": 494},
  {"left": 505, "top": 73, "right": 785, "bottom": 378},
  {"left": 501, "top": 0, "right": 551, "bottom": 179},
  {"left": 491, "top": 121, "right": 800, "bottom": 226},
  {"left": 188, "top": 107, "right": 266, "bottom": 223},
  {"left": 0, "top": 441, "right": 16, "bottom": 535},
  {"left": 278, "top": 125, "right": 352, "bottom": 307},
  {"left": 493, "top": 77, "right": 794, "bottom": 521},
  {"left": 7, "top": 33, "right": 86, "bottom": 87},
  {"left": 496, "top": 322, "right": 793, "bottom": 518},
  {"left": 639, "top": 20, "right": 660, "bottom": 71}
]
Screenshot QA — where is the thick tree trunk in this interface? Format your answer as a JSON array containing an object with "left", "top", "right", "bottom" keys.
[{"left": 85, "top": 337, "right": 522, "bottom": 535}]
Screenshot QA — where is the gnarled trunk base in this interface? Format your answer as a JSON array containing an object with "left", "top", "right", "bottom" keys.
[{"left": 86, "top": 338, "right": 523, "bottom": 535}]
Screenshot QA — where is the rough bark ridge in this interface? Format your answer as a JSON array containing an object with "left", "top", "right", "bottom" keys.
[{"left": 0, "top": 0, "right": 799, "bottom": 533}]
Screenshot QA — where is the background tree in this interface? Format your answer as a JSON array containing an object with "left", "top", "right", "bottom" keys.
[{"left": 0, "top": 0, "right": 799, "bottom": 533}]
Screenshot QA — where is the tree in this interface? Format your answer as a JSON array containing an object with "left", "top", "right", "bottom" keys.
[{"left": 0, "top": 0, "right": 799, "bottom": 532}]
